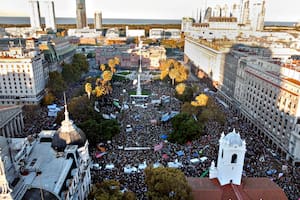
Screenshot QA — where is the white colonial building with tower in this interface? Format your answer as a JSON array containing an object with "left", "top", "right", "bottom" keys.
[{"left": 209, "top": 129, "right": 246, "bottom": 186}]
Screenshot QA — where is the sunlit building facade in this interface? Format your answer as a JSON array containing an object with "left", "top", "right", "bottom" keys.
[
  {"left": 234, "top": 57, "right": 300, "bottom": 164},
  {"left": 0, "top": 44, "right": 45, "bottom": 105}
]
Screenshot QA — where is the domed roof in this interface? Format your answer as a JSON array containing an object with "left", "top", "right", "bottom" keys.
[
  {"left": 22, "top": 188, "right": 59, "bottom": 200},
  {"left": 52, "top": 103, "right": 86, "bottom": 150},
  {"left": 223, "top": 129, "right": 243, "bottom": 146}
]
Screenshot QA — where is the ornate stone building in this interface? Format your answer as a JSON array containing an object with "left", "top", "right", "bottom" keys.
[
  {"left": 0, "top": 102, "right": 91, "bottom": 200},
  {"left": 0, "top": 105, "right": 24, "bottom": 138}
]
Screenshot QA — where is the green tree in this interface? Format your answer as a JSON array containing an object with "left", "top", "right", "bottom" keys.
[
  {"left": 79, "top": 119, "right": 101, "bottom": 145},
  {"left": 145, "top": 167, "right": 192, "bottom": 200},
  {"left": 56, "top": 95, "right": 96, "bottom": 124},
  {"left": 122, "top": 191, "right": 136, "bottom": 200},
  {"left": 73, "top": 53, "right": 89, "bottom": 73},
  {"left": 169, "top": 113, "right": 203, "bottom": 144},
  {"left": 175, "top": 86, "right": 194, "bottom": 102},
  {"left": 42, "top": 92, "right": 56, "bottom": 105},
  {"left": 100, "top": 119, "right": 120, "bottom": 141},
  {"left": 88, "top": 180, "right": 123, "bottom": 200},
  {"left": 181, "top": 102, "right": 199, "bottom": 116},
  {"left": 47, "top": 71, "right": 66, "bottom": 96},
  {"left": 62, "top": 63, "right": 81, "bottom": 83}
]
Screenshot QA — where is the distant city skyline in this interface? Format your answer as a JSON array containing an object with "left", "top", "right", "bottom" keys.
[{"left": 0, "top": 0, "right": 299, "bottom": 22}]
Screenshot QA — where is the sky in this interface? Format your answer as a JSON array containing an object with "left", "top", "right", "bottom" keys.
[{"left": 0, "top": 0, "right": 299, "bottom": 22}]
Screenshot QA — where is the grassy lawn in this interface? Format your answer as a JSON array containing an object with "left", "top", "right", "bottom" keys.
[
  {"left": 149, "top": 71, "right": 161, "bottom": 75},
  {"left": 117, "top": 71, "right": 131, "bottom": 75},
  {"left": 129, "top": 90, "right": 151, "bottom": 95},
  {"left": 113, "top": 75, "right": 129, "bottom": 81}
]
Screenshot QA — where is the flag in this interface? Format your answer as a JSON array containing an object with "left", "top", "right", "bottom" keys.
[
  {"left": 95, "top": 152, "right": 107, "bottom": 158},
  {"left": 154, "top": 142, "right": 163, "bottom": 152}
]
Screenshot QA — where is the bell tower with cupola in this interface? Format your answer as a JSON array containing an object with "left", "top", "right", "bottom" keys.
[{"left": 209, "top": 129, "right": 246, "bottom": 185}]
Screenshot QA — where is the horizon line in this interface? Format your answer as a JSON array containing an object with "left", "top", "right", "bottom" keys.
[{"left": 0, "top": 16, "right": 297, "bottom": 23}]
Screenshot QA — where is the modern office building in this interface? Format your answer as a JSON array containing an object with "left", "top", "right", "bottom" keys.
[
  {"left": 76, "top": 0, "right": 87, "bottom": 29},
  {"left": 94, "top": 11, "right": 102, "bottom": 29},
  {"left": 0, "top": 104, "right": 91, "bottom": 200},
  {"left": 0, "top": 40, "right": 46, "bottom": 105},
  {"left": 44, "top": 0, "right": 56, "bottom": 31},
  {"left": 28, "top": 0, "right": 42, "bottom": 29}
]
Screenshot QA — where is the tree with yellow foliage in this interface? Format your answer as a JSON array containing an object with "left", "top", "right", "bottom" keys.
[
  {"left": 93, "top": 86, "right": 106, "bottom": 98},
  {"left": 191, "top": 94, "right": 209, "bottom": 107},
  {"left": 102, "top": 70, "right": 113, "bottom": 83},
  {"left": 159, "top": 59, "right": 188, "bottom": 84},
  {"left": 85, "top": 82, "right": 92, "bottom": 99},
  {"left": 169, "top": 68, "right": 178, "bottom": 85},
  {"left": 114, "top": 57, "right": 120, "bottom": 66},
  {"left": 175, "top": 83, "right": 186, "bottom": 95},
  {"left": 100, "top": 64, "right": 106, "bottom": 71},
  {"left": 108, "top": 58, "right": 117, "bottom": 73},
  {"left": 174, "top": 64, "right": 188, "bottom": 83},
  {"left": 159, "top": 60, "right": 170, "bottom": 80}
]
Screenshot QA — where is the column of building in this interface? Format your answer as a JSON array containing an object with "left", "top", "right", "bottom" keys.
[{"left": 0, "top": 113, "right": 24, "bottom": 138}]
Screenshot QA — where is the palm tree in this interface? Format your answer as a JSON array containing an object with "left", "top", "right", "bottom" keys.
[{"left": 85, "top": 83, "right": 92, "bottom": 99}]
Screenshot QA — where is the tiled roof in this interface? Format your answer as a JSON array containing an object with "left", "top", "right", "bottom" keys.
[{"left": 187, "top": 177, "right": 288, "bottom": 200}]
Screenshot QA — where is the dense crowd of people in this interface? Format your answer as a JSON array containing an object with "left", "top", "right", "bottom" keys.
[
  {"left": 22, "top": 70, "right": 299, "bottom": 199},
  {"left": 90, "top": 77, "right": 299, "bottom": 200}
]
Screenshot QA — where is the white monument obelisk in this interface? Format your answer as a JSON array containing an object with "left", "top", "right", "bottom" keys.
[{"left": 136, "top": 37, "right": 143, "bottom": 95}]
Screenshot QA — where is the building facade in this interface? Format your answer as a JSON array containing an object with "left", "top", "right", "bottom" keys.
[
  {"left": 0, "top": 103, "right": 91, "bottom": 199},
  {"left": 0, "top": 44, "right": 46, "bottom": 105},
  {"left": 184, "top": 37, "right": 228, "bottom": 87},
  {"left": 76, "top": 0, "right": 87, "bottom": 29},
  {"left": 233, "top": 58, "right": 300, "bottom": 164},
  {"left": 95, "top": 44, "right": 166, "bottom": 69},
  {"left": 181, "top": 17, "right": 194, "bottom": 32},
  {"left": 0, "top": 105, "right": 24, "bottom": 138},
  {"left": 209, "top": 129, "right": 246, "bottom": 185}
]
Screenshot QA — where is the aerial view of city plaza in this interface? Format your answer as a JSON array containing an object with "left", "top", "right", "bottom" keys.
[{"left": 0, "top": 0, "right": 299, "bottom": 199}]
